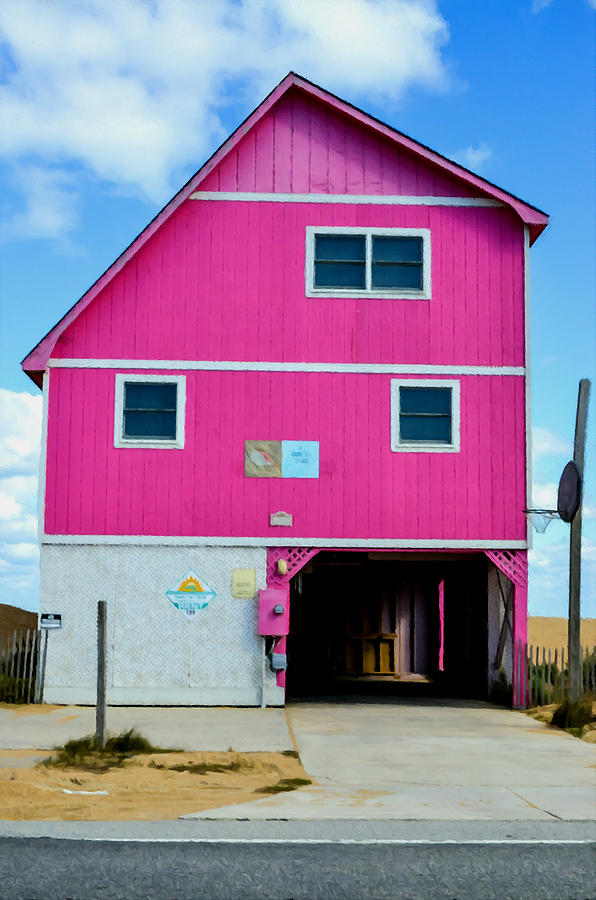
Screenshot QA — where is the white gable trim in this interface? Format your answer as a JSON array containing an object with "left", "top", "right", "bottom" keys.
[
  {"left": 47, "top": 359, "right": 525, "bottom": 376},
  {"left": 190, "top": 191, "right": 502, "bottom": 207},
  {"left": 41, "top": 534, "right": 528, "bottom": 549}
]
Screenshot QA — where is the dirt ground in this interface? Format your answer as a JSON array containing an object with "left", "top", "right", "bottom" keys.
[
  {"left": 0, "top": 749, "right": 312, "bottom": 821},
  {"left": 528, "top": 617, "right": 596, "bottom": 653}
]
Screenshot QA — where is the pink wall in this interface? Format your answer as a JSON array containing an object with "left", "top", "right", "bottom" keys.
[
  {"left": 44, "top": 368, "right": 527, "bottom": 541},
  {"left": 53, "top": 200, "right": 525, "bottom": 368},
  {"left": 44, "top": 88, "right": 529, "bottom": 547},
  {"left": 199, "top": 90, "right": 477, "bottom": 197}
]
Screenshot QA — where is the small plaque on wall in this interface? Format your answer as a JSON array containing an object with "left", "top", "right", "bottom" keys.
[
  {"left": 244, "top": 440, "right": 282, "bottom": 477},
  {"left": 232, "top": 568, "right": 256, "bottom": 598},
  {"left": 270, "top": 510, "right": 293, "bottom": 526}
]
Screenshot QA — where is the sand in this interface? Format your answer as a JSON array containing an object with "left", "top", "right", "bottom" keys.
[
  {"left": 528, "top": 617, "right": 596, "bottom": 653},
  {"left": 0, "top": 750, "right": 312, "bottom": 821}
]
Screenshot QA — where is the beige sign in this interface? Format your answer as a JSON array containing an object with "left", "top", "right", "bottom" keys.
[
  {"left": 232, "top": 568, "right": 257, "bottom": 598},
  {"left": 270, "top": 510, "right": 293, "bottom": 526},
  {"left": 244, "top": 440, "right": 282, "bottom": 477}
]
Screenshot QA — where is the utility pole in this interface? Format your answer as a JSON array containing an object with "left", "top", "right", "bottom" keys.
[{"left": 568, "top": 379, "right": 590, "bottom": 702}]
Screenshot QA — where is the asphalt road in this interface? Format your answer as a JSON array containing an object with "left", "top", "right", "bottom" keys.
[{"left": 1, "top": 836, "right": 594, "bottom": 900}]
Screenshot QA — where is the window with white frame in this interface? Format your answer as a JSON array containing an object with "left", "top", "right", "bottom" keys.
[
  {"left": 306, "top": 227, "right": 431, "bottom": 299},
  {"left": 114, "top": 374, "right": 186, "bottom": 449},
  {"left": 391, "top": 379, "right": 460, "bottom": 452}
]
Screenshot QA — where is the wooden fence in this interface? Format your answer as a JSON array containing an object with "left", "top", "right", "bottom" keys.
[
  {"left": 0, "top": 629, "right": 45, "bottom": 704},
  {"left": 515, "top": 640, "right": 596, "bottom": 708}
]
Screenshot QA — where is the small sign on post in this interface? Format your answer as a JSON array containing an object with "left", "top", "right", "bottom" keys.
[{"left": 40, "top": 613, "right": 62, "bottom": 629}]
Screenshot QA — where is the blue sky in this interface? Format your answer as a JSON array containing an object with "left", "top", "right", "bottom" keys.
[{"left": 0, "top": 0, "right": 594, "bottom": 616}]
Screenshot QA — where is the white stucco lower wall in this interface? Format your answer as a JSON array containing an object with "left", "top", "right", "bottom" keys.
[{"left": 40, "top": 544, "right": 283, "bottom": 706}]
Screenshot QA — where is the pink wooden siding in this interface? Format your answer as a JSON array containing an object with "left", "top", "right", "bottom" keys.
[
  {"left": 199, "top": 90, "right": 477, "bottom": 197},
  {"left": 45, "top": 368, "right": 527, "bottom": 541},
  {"left": 52, "top": 200, "right": 525, "bottom": 367}
]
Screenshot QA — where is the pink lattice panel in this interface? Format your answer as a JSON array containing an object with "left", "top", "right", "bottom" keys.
[
  {"left": 485, "top": 550, "right": 528, "bottom": 588},
  {"left": 267, "top": 547, "right": 320, "bottom": 585}
]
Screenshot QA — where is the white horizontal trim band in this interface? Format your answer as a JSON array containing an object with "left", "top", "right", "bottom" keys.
[
  {"left": 190, "top": 191, "right": 502, "bottom": 208},
  {"left": 48, "top": 359, "right": 525, "bottom": 377},
  {"left": 42, "top": 535, "right": 527, "bottom": 549},
  {"left": 39, "top": 838, "right": 595, "bottom": 846}
]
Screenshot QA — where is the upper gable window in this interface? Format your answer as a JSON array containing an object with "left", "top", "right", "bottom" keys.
[
  {"left": 114, "top": 374, "right": 186, "bottom": 449},
  {"left": 306, "top": 227, "right": 431, "bottom": 299}
]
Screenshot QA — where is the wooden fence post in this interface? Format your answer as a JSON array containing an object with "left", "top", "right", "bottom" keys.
[
  {"left": 38, "top": 630, "right": 49, "bottom": 704},
  {"left": 95, "top": 601, "right": 107, "bottom": 750}
]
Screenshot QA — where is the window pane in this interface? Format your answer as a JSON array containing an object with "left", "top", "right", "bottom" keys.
[
  {"left": 400, "top": 387, "right": 451, "bottom": 414},
  {"left": 315, "top": 261, "right": 366, "bottom": 288},
  {"left": 124, "top": 410, "right": 177, "bottom": 439},
  {"left": 371, "top": 263, "right": 422, "bottom": 289},
  {"left": 400, "top": 415, "right": 451, "bottom": 443},
  {"left": 315, "top": 234, "right": 366, "bottom": 261},
  {"left": 125, "top": 383, "right": 177, "bottom": 410},
  {"left": 372, "top": 236, "right": 422, "bottom": 263}
]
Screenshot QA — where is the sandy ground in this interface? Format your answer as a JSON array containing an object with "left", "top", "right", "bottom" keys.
[
  {"left": 526, "top": 701, "right": 596, "bottom": 744},
  {"left": 0, "top": 750, "right": 312, "bottom": 821},
  {"left": 528, "top": 617, "right": 596, "bottom": 653}
]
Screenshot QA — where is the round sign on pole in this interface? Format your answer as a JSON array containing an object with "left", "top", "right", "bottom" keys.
[{"left": 557, "top": 460, "right": 581, "bottom": 523}]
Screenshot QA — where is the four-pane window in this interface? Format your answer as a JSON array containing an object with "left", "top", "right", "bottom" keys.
[{"left": 308, "top": 227, "right": 430, "bottom": 297}]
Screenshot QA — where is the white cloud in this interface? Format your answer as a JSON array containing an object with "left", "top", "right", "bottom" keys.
[
  {"left": 2, "top": 165, "right": 80, "bottom": 241},
  {"left": 531, "top": 0, "right": 553, "bottom": 12},
  {"left": 0, "top": 0, "right": 450, "bottom": 227},
  {"left": 529, "top": 536, "right": 596, "bottom": 617},
  {"left": 0, "top": 389, "right": 42, "bottom": 610},
  {"left": 532, "top": 425, "right": 572, "bottom": 460},
  {"left": 530, "top": 481, "right": 558, "bottom": 510},
  {"left": 451, "top": 142, "right": 492, "bottom": 172}
]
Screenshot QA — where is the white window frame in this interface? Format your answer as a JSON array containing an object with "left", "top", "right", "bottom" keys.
[
  {"left": 306, "top": 226, "right": 431, "bottom": 299},
  {"left": 391, "top": 378, "right": 460, "bottom": 453},
  {"left": 114, "top": 374, "right": 186, "bottom": 449}
]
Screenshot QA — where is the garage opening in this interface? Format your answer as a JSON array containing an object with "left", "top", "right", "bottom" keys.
[{"left": 285, "top": 551, "right": 488, "bottom": 699}]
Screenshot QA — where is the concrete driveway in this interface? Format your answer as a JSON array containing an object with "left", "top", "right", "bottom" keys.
[
  {"left": 1, "top": 698, "right": 594, "bottom": 821},
  {"left": 187, "top": 698, "right": 596, "bottom": 821}
]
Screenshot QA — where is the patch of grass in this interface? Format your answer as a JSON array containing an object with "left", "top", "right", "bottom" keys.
[
  {"left": 43, "top": 729, "right": 181, "bottom": 772},
  {"left": 256, "top": 776, "right": 312, "bottom": 794},
  {"left": 280, "top": 750, "right": 300, "bottom": 758},
  {"left": 148, "top": 755, "right": 251, "bottom": 775}
]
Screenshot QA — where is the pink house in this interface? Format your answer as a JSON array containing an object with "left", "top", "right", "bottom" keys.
[{"left": 23, "top": 74, "right": 547, "bottom": 707}]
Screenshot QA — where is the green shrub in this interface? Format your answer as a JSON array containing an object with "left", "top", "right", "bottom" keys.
[
  {"left": 551, "top": 697, "right": 593, "bottom": 730},
  {"left": 44, "top": 728, "right": 181, "bottom": 771}
]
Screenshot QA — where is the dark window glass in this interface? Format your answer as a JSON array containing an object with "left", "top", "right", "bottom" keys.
[
  {"left": 400, "top": 387, "right": 451, "bottom": 414},
  {"left": 372, "top": 236, "right": 422, "bottom": 263},
  {"left": 314, "top": 262, "right": 365, "bottom": 288},
  {"left": 315, "top": 234, "right": 366, "bottom": 260},
  {"left": 314, "top": 234, "right": 366, "bottom": 289},
  {"left": 399, "top": 386, "right": 452, "bottom": 443},
  {"left": 123, "top": 382, "right": 177, "bottom": 440},
  {"left": 400, "top": 415, "right": 451, "bottom": 443},
  {"left": 124, "top": 410, "right": 177, "bottom": 439},
  {"left": 372, "top": 236, "right": 423, "bottom": 290},
  {"left": 125, "top": 383, "right": 177, "bottom": 410},
  {"left": 372, "top": 264, "right": 422, "bottom": 289}
]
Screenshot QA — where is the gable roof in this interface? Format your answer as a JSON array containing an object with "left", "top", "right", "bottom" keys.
[{"left": 22, "top": 72, "right": 548, "bottom": 384}]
